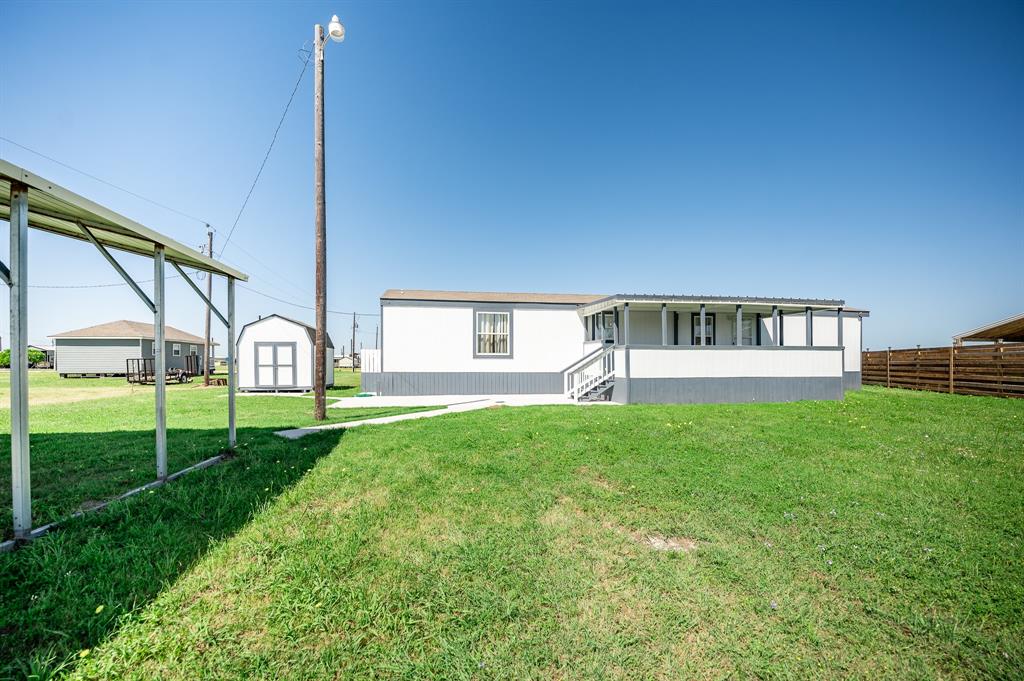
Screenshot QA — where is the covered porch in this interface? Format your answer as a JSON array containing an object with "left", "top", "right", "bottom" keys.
[{"left": 568, "top": 294, "right": 862, "bottom": 404}]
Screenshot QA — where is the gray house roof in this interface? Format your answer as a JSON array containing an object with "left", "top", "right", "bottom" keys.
[
  {"left": 50, "top": 320, "right": 211, "bottom": 345},
  {"left": 238, "top": 314, "right": 335, "bottom": 348},
  {"left": 382, "top": 289, "right": 604, "bottom": 305}
]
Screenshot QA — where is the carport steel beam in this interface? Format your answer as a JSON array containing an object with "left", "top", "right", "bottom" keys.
[{"left": 3, "top": 164, "right": 245, "bottom": 543}]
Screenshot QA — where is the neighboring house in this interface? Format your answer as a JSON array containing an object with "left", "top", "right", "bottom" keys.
[
  {"left": 334, "top": 352, "right": 359, "bottom": 369},
  {"left": 28, "top": 344, "right": 55, "bottom": 368},
  {"left": 236, "top": 314, "right": 335, "bottom": 391},
  {"left": 50, "top": 320, "right": 210, "bottom": 377},
  {"left": 361, "top": 289, "right": 869, "bottom": 404}
]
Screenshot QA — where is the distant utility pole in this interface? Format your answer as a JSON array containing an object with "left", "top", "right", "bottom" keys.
[
  {"left": 203, "top": 227, "right": 213, "bottom": 386},
  {"left": 375, "top": 325, "right": 379, "bottom": 349},
  {"left": 351, "top": 312, "right": 357, "bottom": 372}
]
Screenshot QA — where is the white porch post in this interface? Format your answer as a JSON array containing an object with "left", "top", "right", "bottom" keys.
[
  {"left": 154, "top": 246, "right": 167, "bottom": 480},
  {"left": 9, "top": 181, "right": 31, "bottom": 538},
  {"left": 227, "top": 276, "right": 237, "bottom": 448},
  {"left": 623, "top": 302, "right": 631, "bottom": 404},
  {"left": 736, "top": 305, "right": 743, "bottom": 346},
  {"left": 661, "top": 303, "right": 668, "bottom": 346},
  {"left": 612, "top": 306, "right": 619, "bottom": 345},
  {"left": 772, "top": 305, "right": 779, "bottom": 346},
  {"left": 837, "top": 307, "right": 844, "bottom": 347},
  {"left": 699, "top": 303, "right": 706, "bottom": 346},
  {"left": 805, "top": 306, "right": 813, "bottom": 347}
]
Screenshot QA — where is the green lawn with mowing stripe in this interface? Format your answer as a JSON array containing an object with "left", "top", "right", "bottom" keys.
[
  {"left": 0, "top": 370, "right": 429, "bottom": 535},
  {"left": 2, "top": 387, "right": 1022, "bottom": 679}
]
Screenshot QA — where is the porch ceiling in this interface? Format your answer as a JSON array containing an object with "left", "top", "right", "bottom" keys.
[{"left": 579, "top": 294, "right": 848, "bottom": 317}]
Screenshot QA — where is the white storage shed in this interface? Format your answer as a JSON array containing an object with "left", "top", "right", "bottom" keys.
[{"left": 237, "top": 314, "right": 335, "bottom": 391}]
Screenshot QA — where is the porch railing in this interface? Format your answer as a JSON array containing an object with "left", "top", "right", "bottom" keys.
[{"left": 565, "top": 345, "right": 615, "bottom": 400}]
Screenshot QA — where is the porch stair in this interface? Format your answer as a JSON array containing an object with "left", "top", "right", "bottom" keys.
[
  {"left": 578, "top": 378, "right": 615, "bottom": 402},
  {"left": 564, "top": 345, "right": 616, "bottom": 402}
]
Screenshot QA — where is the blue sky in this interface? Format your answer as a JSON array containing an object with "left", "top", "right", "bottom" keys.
[{"left": 1, "top": 0, "right": 1021, "bottom": 351}]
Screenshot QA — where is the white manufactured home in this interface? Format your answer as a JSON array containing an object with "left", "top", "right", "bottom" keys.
[
  {"left": 361, "top": 290, "right": 868, "bottom": 404},
  {"left": 50, "top": 320, "right": 210, "bottom": 376},
  {"left": 236, "top": 314, "right": 335, "bottom": 391}
]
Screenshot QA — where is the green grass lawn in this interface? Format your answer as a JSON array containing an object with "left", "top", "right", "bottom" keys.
[
  {"left": 1, "top": 387, "right": 1022, "bottom": 679},
  {"left": 0, "top": 369, "right": 427, "bottom": 536}
]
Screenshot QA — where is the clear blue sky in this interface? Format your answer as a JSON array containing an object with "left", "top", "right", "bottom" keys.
[{"left": 1, "top": 0, "right": 1021, "bottom": 351}]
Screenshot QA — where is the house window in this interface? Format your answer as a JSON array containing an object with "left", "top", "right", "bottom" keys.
[
  {"left": 691, "top": 313, "right": 716, "bottom": 346},
  {"left": 172, "top": 343, "right": 181, "bottom": 357},
  {"left": 476, "top": 311, "right": 510, "bottom": 355},
  {"left": 189, "top": 345, "right": 198, "bottom": 356},
  {"left": 739, "top": 317, "right": 756, "bottom": 346},
  {"left": 597, "top": 311, "right": 615, "bottom": 343}
]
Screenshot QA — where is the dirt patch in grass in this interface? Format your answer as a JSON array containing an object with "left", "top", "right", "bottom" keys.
[
  {"left": 634, "top": 533, "right": 698, "bottom": 552},
  {"left": 576, "top": 465, "right": 621, "bottom": 493}
]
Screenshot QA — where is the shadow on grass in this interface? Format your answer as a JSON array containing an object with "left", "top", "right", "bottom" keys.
[{"left": 0, "top": 426, "right": 344, "bottom": 678}]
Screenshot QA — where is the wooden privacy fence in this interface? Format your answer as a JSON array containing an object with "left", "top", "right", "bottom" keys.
[{"left": 862, "top": 343, "right": 1024, "bottom": 398}]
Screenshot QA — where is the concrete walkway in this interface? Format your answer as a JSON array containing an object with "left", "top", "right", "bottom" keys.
[
  {"left": 275, "top": 399, "right": 494, "bottom": 440},
  {"left": 275, "top": 394, "right": 618, "bottom": 440},
  {"left": 326, "top": 393, "right": 581, "bottom": 409}
]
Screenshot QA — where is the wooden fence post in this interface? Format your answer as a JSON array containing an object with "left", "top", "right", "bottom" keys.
[
  {"left": 886, "top": 347, "right": 891, "bottom": 388},
  {"left": 997, "top": 340, "right": 1004, "bottom": 397},
  {"left": 948, "top": 345, "right": 954, "bottom": 394}
]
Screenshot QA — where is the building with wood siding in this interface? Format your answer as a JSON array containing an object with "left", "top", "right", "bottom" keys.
[{"left": 50, "top": 320, "right": 211, "bottom": 376}]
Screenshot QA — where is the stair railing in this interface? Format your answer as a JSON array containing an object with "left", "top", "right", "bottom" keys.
[{"left": 565, "top": 345, "right": 616, "bottom": 400}]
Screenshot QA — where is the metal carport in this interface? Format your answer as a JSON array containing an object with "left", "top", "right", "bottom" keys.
[{"left": 0, "top": 159, "right": 248, "bottom": 542}]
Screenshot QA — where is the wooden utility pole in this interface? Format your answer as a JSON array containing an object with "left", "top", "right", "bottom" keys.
[
  {"left": 203, "top": 227, "right": 213, "bottom": 386},
  {"left": 375, "top": 325, "right": 379, "bottom": 349},
  {"left": 351, "top": 312, "right": 357, "bottom": 372},
  {"left": 312, "top": 23, "right": 328, "bottom": 421}
]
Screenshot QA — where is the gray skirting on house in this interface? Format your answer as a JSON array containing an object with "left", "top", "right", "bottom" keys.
[
  {"left": 843, "top": 371, "right": 862, "bottom": 391},
  {"left": 362, "top": 372, "right": 562, "bottom": 396},
  {"left": 613, "top": 376, "right": 845, "bottom": 404}
]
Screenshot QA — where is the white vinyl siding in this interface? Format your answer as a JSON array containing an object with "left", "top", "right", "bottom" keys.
[{"left": 54, "top": 338, "right": 140, "bottom": 374}]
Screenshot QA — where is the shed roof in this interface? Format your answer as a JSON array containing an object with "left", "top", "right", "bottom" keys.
[
  {"left": 381, "top": 289, "right": 604, "bottom": 305},
  {"left": 0, "top": 160, "right": 247, "bottom": 280},
  {"left": 50, "top": 320, "right": 212, "bottom": 345},
  {"left": 954, "top": 312, "right": 1024, "bottom": 343},
  {"left": 238, "top": 314, "right": 335, "bottom": 348}
]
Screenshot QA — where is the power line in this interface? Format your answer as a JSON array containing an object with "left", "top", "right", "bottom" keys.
[
  {"left": 219, "top": 47, "right": 313, "bottom": 257},
  {"left": 239, "top": 283, "right": 379, "bottom": 317},
  {"left": 0, "top": 136, "right": 211, "bottom": 227}
]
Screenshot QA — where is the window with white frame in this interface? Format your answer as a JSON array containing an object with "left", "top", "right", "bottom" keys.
[
  {"left": 598, "top": 311, "right": 614, "bottom": 343},
  {"left": 476, "top": 311, "right": 510, "bottom": 355},
  {"left": 172, "top": 343, "right": 181, "bottom": 357},
  {"left": 740, "top": 317, "right": 755, "bottom": 346},
  {"left": 189, "top": 344, "right": 198, "bottom": 356}
]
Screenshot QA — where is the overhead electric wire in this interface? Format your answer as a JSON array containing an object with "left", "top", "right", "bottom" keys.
[
  {"left": 218, "top": 47, "right": 313, "bottom": 257},
  {"left": 239, "top": 280, "right": 380, "bottom": 315},
  {"left": 0, "top": 136, "right": 212, "bottom": 227}
]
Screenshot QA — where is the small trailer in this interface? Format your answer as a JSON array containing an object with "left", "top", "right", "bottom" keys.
[{"left": 126, "top": 355, "right": 199, "bottom": 385}]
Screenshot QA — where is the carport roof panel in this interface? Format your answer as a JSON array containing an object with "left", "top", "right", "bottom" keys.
[{"left": 0, "top": 160, "right": 247, "bottom": 280}]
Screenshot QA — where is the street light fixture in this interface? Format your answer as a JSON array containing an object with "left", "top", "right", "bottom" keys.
[{"left": 313, "top": 14, "right": 344, "bottom": 421}]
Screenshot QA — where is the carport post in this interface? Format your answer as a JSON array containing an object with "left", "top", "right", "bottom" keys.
[
  {"left": 661, "top": 303, "right": 668, "bottom": 346},
  {"left": 154, "top": 246, "right": 167, "bottom": 479},
  {"left": 805, "top": 307, "right": 813, "bottom": 347},
  {"left": 771, "top": 305, "right": 779, "bottom": 346},
  {"left": 227, "top": 276, "right": 236, "bottom": 448},
  {"left": 9, "top": 181, "right": 31, "bottom": 538}
]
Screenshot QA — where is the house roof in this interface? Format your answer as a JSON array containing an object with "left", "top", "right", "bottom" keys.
[
  {"left": 579, "top": 293, "right": 867, "bottom": 317},
  {"left": 381, "top": 289, "right": 605, "bottom": 305},
  {"left": 954, "top": 312, "right": 1024, "bottom": 343},
  {"left": 50, "top": 320, "right": 212, "bottom": 345},
  {"left": 0, "top": 159, "right": 247, "bottom": 280},
  {"left": 238, "top": 314, "right": 335, "bottom": 348}
]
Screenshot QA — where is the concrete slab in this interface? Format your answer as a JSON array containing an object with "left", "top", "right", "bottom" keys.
[
  {"left": 326, "top": 393, "right": 590, "bottom": 409},
  {"left": 275, "top": 399, "right": 493, "bottom": 440}
]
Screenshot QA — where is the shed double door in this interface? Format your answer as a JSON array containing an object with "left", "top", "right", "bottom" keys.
[{"left": 255, "top": 342, "right": 297, "bottom": 388}]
